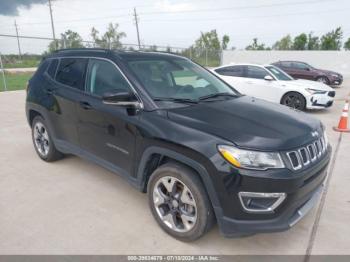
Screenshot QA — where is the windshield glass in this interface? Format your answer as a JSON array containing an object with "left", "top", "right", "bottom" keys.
[
  {"left": 125, "top": 57, "right": 238, "bottom": 101},
  {"left": 266, "top": 65, "right": 294, "bottom": 81}
]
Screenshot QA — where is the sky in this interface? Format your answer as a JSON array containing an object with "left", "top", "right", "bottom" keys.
[{"left": 0, "top": 0, "right": 350, "bottom": 54}]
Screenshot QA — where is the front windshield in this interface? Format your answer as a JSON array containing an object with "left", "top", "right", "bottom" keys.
[
  {"left": 125, "top": 57, "right": 239, "bottom": 101},
  {"left": 266, "top": 65, "right": 294, "bottom": 81}
]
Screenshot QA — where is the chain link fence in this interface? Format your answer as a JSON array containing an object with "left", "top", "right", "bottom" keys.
[{"left": 0, "top": 34, "right": 222, "bottom": 92}]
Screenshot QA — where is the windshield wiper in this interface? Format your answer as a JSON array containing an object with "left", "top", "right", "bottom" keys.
[
  {"left": 153, "top": 97, "right": 198, "bottom": 104},
  {"left": 198, "top": 92, "right": 238, "bottom": 101}
]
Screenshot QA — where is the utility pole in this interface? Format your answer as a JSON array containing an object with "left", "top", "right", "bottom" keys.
[
  {"left": 14, "top": 20, "right": 22, "bottom": 60},
  {"left": 48, "top": 0, "right": 57, "bottom": 49},
  {"left": 133, "top": 7, "right": 141, "bottom": 50}
]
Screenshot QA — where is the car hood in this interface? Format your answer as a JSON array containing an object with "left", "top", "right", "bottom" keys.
[
  {"left": 316, "top": 69, "right": 340, "bottom": 76},
  {"left": 280, "top": 79, "right": 333, "bottom": 91},
  {"left": 167, "top": 96, "right": 323, "bottom": 151}
]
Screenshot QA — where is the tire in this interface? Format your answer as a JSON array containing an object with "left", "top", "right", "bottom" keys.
[
  {"left": 31, "top": 116, "right": 63, "bottom": 162},
  {"left": 281, "top": 92, "right": 306, "bottom": 111},
  {"left": 316, "top": 76, "right": 330, "bottom": 85},
  {"left": 147, "top": 162, "right": 215, "bottom": 242}
]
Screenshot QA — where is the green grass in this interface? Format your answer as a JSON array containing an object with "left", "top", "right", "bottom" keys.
[
  {"left": 3, "top": 59, "right": 40, "bottom": 69},
  {"left": 0, "top": 72, "right": 34, "bottom": 92}
]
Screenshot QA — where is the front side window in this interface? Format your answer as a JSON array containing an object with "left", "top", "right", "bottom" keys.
[
  {"left": 266, "top": 66, "right": 293, "bottom": 81},
  {"left": 245, "top": 66, "right": 270, "bottom": 80},
  {"left": 215, "top": 66, "right": 244, "bottom": 77},
  {"left": 125, "top": 57, "right": 238, "bottom": 101},
  {"left": 55, "top": 58, "right": 87, "bottom": 90},
  {"left": 292, "top": 62, "right": 310, "bottom": 70},
  {"left": 86, "top": 59, "right": 132, "bottom": 96}
]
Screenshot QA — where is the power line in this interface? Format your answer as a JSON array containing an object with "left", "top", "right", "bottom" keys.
[
  {"left": 133, "top": 7, "right": 141, "bottom": 50},
  {"left": 138, "top": 0, "right": 334, "bottom": 16}
]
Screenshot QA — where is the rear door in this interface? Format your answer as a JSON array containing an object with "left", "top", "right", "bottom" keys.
[
  {"left": 77, "top": 58, "right": 139, "bottom": 177},
  {"left": 214, "top": 65, "right": 246, "bottom": 92},
  {"left": 48, "top": 57, "right": 88, "bottom": 146}
]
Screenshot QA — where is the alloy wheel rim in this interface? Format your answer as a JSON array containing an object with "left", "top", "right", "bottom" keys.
[
  {"left": 285, "top": 95, "right": 302, "bottom": 109},
  {"left": 33, "top": 122, "right": 50, "bottom": 157},
  {"left": 153, "top": 176, "right": 197, "bottom": 233}
]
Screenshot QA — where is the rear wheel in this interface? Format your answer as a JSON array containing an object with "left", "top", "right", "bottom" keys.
[
  {"left": 281, "top": 92, "right": 306, "bottom": 111},
  {"left": 147, "top": 162, "right": 215, "bottom": 242},
  {"left": 32, "top": 116, "right": 63, "bottom": 162},
  {"left": 316, "top": 76, "right": 329, "bottom": 85}
]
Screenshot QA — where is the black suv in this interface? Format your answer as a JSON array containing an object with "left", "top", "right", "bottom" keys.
[{"left": 26, "top": 49, "right": 331, "bottom": 241}]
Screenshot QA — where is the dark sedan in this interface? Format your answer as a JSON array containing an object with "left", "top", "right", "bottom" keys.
[{"left": 272, "top": 61, "right": 343, "bottom": 86}]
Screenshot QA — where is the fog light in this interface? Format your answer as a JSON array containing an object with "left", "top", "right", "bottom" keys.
[{"left": 238, "top": 192, "right": 286, "bottom": 214}]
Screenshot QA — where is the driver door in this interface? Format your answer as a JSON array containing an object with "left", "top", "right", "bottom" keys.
[{"left": 77, "top": 58, "right": 139, "bottom": 177}]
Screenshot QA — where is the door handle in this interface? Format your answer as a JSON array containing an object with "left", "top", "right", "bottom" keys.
[
  {"left": 79, "top": 101, "right": 92, "bottom": 110},
  {"left": 45, "top": 88, "right": 55, "bottom": 95}
]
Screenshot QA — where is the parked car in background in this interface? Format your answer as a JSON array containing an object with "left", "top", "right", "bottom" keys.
[
  {"left": 26, "top": 49, "right": 331, "bottom": 241},
  {"left": 272, "top": 61, "right": 343, "bottom": 86},
  {"left": 212, "top": 64, "right": 335, "bottom": 110}
]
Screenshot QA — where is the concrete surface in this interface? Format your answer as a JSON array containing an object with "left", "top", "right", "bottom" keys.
[
  {"left": 222, "top": 50, "right": 350, "bottom": 77},
  {"left": 0, "top": 80, "right": 349, "bottom": 255},
  {"left": 3, "top": 68, "right": 37, "bottom": 73}
]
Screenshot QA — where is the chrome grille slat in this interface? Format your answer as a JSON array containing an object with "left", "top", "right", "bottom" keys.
[{"left": 287, "top": 136, "right": 327, "bottom": 170}]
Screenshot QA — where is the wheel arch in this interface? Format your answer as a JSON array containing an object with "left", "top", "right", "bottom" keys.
[
  {"left": 136, "top": 146, "right": 221, "bottom": 211},
  {"left": 28, "top": 109, "right": 43, "bottom": 126}
]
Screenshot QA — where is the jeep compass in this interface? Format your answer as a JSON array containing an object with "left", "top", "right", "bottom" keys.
[{"left": 26, "top": 49, "right": 331, "bottom": 241}]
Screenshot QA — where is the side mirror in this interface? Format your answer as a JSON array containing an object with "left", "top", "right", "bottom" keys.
[
  {"left": 102, "top": 90, "right": 141, "bottom": 108},
  {"left": 264, "top": 75, "right": 274, "bottom": 81},
  {"left": 305, "top": 67, "right": 311, "bottom": 71}
]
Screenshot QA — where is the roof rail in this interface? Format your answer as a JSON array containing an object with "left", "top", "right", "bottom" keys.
[{"left": 54, "top": 48, "right": 110, "bottom": 53}]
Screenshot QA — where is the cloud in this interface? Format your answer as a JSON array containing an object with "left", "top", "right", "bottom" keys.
[
  {"left": 0, "top": 0, "right": 47, "bottom": 16},
  {"left": 154, "top": 0, "right": 194, "bottom": 13}
]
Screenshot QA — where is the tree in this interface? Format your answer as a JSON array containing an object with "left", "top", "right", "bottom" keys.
[
  {"left": 91, "top": 23, "right": 126, "bottom": 49},
  {"left": 344, "top": 38, "right": 350, "bottom": 50},
  {"left": 245, "top": 38, "right": 268, "bottom": 50},
  {"left": 272, "top": 35, "right": 292, "bottom": 50},
  {"left": 47, "top": 30, "right": 84, "bottom": 53},
  {"left": 222, "top": 35, "right": 230, "bottom": 50},
  {"left": 307, "top": 32, "right": 320, "bottom": 50},
  {"left": 292, "top": 33, "right": 307, "bottom": 50},
  {"left": 320, "top": 27, "right": 343, "bottom": 50}
]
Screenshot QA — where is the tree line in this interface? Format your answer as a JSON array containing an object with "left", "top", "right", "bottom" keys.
[{"left": 45, "top": 25, "right": 350, "bottom": 54}]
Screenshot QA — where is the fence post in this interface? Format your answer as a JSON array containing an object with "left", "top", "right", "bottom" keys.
[
  {"left": 205, "top": 49, "right": 208, "bottom": 66},
  {"left": 0, "top": 53, "right": 7, "bottom": 91}
]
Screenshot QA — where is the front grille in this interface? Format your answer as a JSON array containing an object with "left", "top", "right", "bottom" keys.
[
  {"left": 328, "top": 91, "right": 335, "bottom": 97},
  {"left": 287, "top": 136, "right": 327, "bottom": 170}
]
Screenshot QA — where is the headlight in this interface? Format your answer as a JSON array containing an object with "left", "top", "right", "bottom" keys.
[
  {"left": 331, "top": 73, "right": 339, "bottom": 78},
  {"left": 306, "top": 88, "right": 327, "bottom": 94},
  {"left": 218, "top": 145, "right": 285, "bottom": 170}
]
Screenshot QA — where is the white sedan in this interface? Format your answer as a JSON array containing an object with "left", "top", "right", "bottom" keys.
[{"left": 211, "top": 63, "right": 335, "bottom": 110}]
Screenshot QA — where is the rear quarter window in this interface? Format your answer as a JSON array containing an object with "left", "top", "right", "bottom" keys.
[
  {"left": 47, "top": 59, "right": 59, "bottom": 79},
  {"left": 55, "top": 58, "right": 88, "bottom": 90}
]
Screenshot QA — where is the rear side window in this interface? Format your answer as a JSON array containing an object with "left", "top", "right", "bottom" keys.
[
  {"left": 55, "top": 58, "right": 88, "bottom": 90},
  {"left": 215, "top": 66, "right": 244, "bottom": 77},
  {"left": 47, "top": 59, "right": 58, "bottom": 79},
  {"left": 280, "top": 62, "right": 292, "bottom": 68}
]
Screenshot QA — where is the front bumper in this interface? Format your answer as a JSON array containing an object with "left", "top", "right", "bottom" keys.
[
  {"left": 212, "top": 145, "right": 331, "bottom": 237},
  {"left": 306, "top": 93, "right": 334, "bottom": 109},
  {"left": 329, "top": 76, "right": 343, "bottom": 86}
]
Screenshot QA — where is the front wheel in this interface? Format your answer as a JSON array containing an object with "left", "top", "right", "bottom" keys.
[
  {"left": 281, "top": 92, "right": 306, "bottom": 111},
  {"left": 147, "top": 163, "right": 215, "bottom": 242}
]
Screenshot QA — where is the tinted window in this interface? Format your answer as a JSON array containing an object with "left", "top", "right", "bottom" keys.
[
  {"left": 280, "top": 62, "right": 293, "bottom": 68},
  {"left": 246, "top": 66, "right": 270, "bottom": 79},
  {"left": 55, "top": 58, "right": 87, "bottom": 90},
  {"left": 215, "top": 66, "right": 244, "bottom": 77},
  {"left": 292, "top": 62, "right": 310, "bottom": 70},
  {"left": 266, "top": 66, "right": 293, "bottom": 81},
  {"left": 86, "top": 59, "right": 132, "bottom": 96},
  {"left": 47, "top": 59, "right": 58, "bottom": 78}
]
